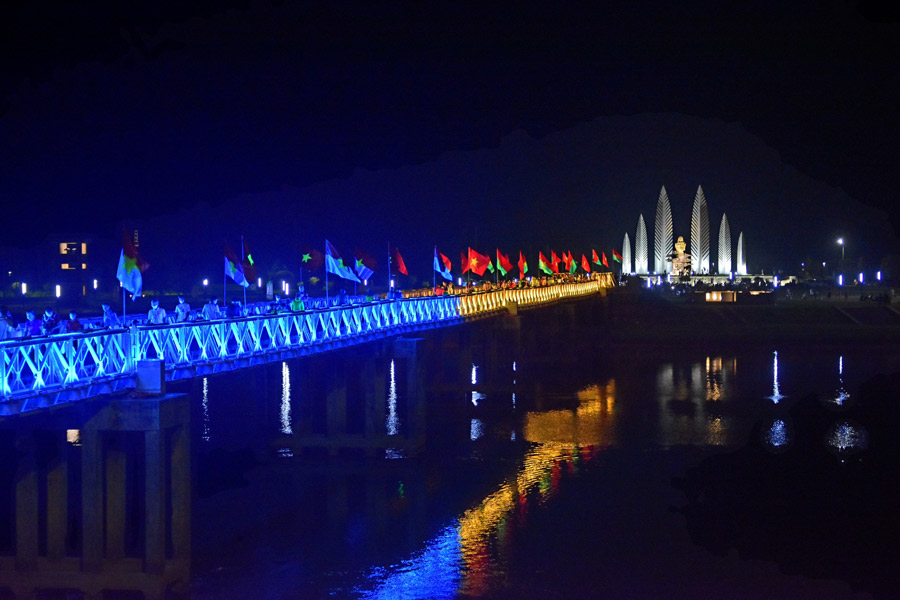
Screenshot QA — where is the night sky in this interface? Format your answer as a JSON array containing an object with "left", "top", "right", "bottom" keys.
[{"left": 2, "top": 1, "right": 898, "bottom": 283}]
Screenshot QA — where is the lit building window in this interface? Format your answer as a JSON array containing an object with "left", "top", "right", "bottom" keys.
[
  {"left": 82, "top": 263, "right": 87, "bottom": 270},
  {"left": 81, "top": 243, "right": 87, "bottom": 254},
  {"left": 61, "top": 263, "right": 72, "bottom": 270}
]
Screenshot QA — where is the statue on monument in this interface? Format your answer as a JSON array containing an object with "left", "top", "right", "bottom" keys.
[{"left": 667, "top": 236, "right": 692, "bottom": 276}]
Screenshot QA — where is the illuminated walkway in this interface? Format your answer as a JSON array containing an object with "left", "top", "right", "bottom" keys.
[{"left": 1, "top": 279, "right": 609, "bottom": 414}]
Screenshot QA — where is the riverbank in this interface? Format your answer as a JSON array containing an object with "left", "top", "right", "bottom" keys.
[{"left": 602, "top": 289, "right": 900, "bottom": 345}]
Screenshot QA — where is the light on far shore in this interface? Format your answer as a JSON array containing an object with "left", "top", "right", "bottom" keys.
[
  {"left": 877, "top": 271, "right": 882, "bottom": 281},
  {"left": 21, "top": 282, "right": 26, "bottom": 295},
  {"left": 203, "top": 279, "right": 208, "bottom": 286},
  {"left": 838, "top": 274, "right": 843, "bottom": 286},
  {"left": 55, "top": 284, "right": 61, "bottom": 298},
  {"left": 93, "top": 279, "right": 98, "bottom": 290},
  {"left": 257, "top": 277, "right": 262, "bottom": 288},
  {"left": 859, "top": 272, "right": 864, "bottom": 284}
]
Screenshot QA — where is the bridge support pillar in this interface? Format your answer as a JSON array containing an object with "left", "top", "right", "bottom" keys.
[
  {"left": 46, "top": 431, "right": 68, "bottom": 561},
  {"left": 326, "top": 362, "right": 348, "bottom": 454},
  {"left": 364, "top": 353, "right": 386, "bottom": 453},
  {"left": 14, "top": 431, "right": 38, "bottom": 570},
  {"left": 394, "top": 338, "right": 426, "bottom": 451}
]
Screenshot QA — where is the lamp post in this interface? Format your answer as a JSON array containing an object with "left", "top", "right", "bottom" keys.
[{"left": 836, "top": 238, "right": 844, "bottom": 284}]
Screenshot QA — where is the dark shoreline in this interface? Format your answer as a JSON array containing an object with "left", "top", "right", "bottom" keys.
[{"left": 599, "top": 290, "right": 900, "bottom": 345}]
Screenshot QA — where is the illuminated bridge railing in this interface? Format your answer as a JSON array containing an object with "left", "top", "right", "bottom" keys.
[{"left": 1, "top": 279, "right": 606, "bottom": 412}]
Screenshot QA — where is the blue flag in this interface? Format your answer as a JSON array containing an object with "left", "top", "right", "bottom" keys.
[
  {"left": 434, "top": 247, "right": 452, "bottom": 281},
  {"left": 325, "top": 240, "right": 361, "bottom": 282}
]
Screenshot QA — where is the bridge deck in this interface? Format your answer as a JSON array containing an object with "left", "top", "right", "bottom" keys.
[{"left": 1, "top": 280, "right": 607, "bottom": 414}]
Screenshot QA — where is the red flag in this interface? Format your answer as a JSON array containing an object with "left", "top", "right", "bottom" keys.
[
  {"left": 497, "top": 250, "right": 514, "bottom": 275},
  {"left": 602, "top": 252, "right": 609, "bottom": 268},
  {"left": 461, "top": 251, "right": 470, "bottom": 274},
  {"left": 549, "top": 250, "right": 560, "bottom": 274},
  {"left": 301, "top": 246, "right": 325, "bottom": 272},
  {"left": 612, "top": 249, "right": 624, "bottom": 263},
  {"left": 562, "top": 251, "right": 572, "bottom": 272},
  {"left": 518, "top": 251, "right": 528, "bottom": 279},
  {"left": 468, "top": 248, "right": 491, "bottom": 276},
  {"left": 592, "top": 249, "right": 601, "bottom": 265},
  {"left": 393, "top": 247, "right": 408, "bottom": 275},
  {"left": 582, "top": 254, "right": 591, "bottom": 272}
]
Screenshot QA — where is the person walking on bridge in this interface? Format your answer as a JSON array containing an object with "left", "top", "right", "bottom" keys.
[
  {"left": 174, "top": 296, "right": 192, "bottom": 322},
  {"left": 148, "top": 299, "right": 167, "bottom": 325},
  {"left": 101, "top": 303, "right": 121, "bottom": 328}
]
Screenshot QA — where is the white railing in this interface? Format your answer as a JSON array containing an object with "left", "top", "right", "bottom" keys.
[{"left": 1, "top": 279, "right": 607, "bottom": 410}]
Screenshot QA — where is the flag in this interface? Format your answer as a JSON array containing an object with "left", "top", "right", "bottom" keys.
[
  {"left": 354, "top": 248, "right": 377, "bottom": 282},
  {"left": 550, "top": 250, "right": 561, "bottom": 273},
  {"left": 612, "top": 249, "right": 623, "bottom": 263},
  {"left": 434, "top": 248, "right": 452, "bottom": 281},
  {"left": 241, "top": 239, "right": 257, "bottom": 282},
  {"left": 518, "top": 251, "right": 529, "bottom": 279},
  {"left": 325, "top": 240, "right": 361, "bottom": 282},
  {"left": 497, "top": 250, "right": 514, "bottom": 277},
  {"left": 392, "top": 247, "right": 408, "bottom": 276},
  {"left": 225, "top": 244, "right": 250, "bottom": 287},
  {"left": 562, "top": 251, "right": 572, "bottom": 272},
  {"left": 300, "top": 246, "right": 325, "bottom": 272},
  {"left": 592, "top": 249, "right": 601, "bottom": 266},
  {"left": 486, "top": 260, "right": 495, "bottom": 274},
  {"left": 602, "top": 252, "right": 609, "bottom": 268},
  {"left": 538, "top": 252, "right": 553, "bottom": 275},
  {"left": 568, "top": 252, "right": 577, "bottom": 274},
  {"left": 582, "top": 254, "right": 591, "bottom": 273},
  {"left": 116, "top": 229, "right": 148, "bottom": 298},
  {"left": 461, "top": 251, "right": 470, "bottom": 275},
  {"left": 468, "top": 248, "right": 491, "bottom": 276}
]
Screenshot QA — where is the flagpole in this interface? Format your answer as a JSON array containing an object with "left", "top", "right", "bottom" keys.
[
  {"left": 433, "top": 246, "right": 436, "bottom": 290},
  {"left": 387, "top": 241, "right": 391, "bottom": 297},
  {"left": 122, "top": 287, "right": 126, "bottom": 325},
  {"left": 241, "top": 235, "right": 247, "bottom": 307},
  {"left": 325, "top": 240, "right": 329, "bottom": 304}
]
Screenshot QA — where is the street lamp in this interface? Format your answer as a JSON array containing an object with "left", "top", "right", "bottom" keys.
[{"left": 837, "top": 238, "right": 844, "bottom": 261}]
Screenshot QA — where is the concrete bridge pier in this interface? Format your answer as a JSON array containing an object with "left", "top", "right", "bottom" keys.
[
  {"left": 0, "top": 393, "right": 191, "bottom": 600},
  {"left": 393, "top": 337, "right": 426, "bottom": 453}
]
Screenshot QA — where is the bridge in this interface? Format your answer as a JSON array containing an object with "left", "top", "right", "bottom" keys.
[{"left": 1, "top": 279, "right": 609, "bottom": 414}]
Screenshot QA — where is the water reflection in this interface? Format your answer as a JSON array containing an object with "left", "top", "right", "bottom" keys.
[
  {"left": 201, "top": 376, "right": 211, "bottom": 442},
  {"left": 828, "top": 355, "right": 851, "bottom": 408},
  {"left": 769, "top": 351, "right": 785, "bottom": 403},
  {"left": 280, "top": 361, "right": 292, "bottom": 435},
  {"left": 387, "top": 359, "right": 399, "bottom": 437},
  {"left": 357, "top": 443, "right": 598, "bottom": 599},
  {"left": 657, "top": 357, "right": 736, "bottom": 446},
  {"left": 825, "top": 420, "right": 869, "bottom": 458},
  {"left": 470, "top": 418, "right": 485, "bottom": 441},
  {"left": 762, "top": 418, "right": 792, "bottom": 453},
  {"left": 525, "top": 382, "right": 617, "bottom": 445}
]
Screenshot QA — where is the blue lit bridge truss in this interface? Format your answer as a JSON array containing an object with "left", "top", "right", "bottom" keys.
[{"left": 1, "top": 280, "right": 607, "bottom": 414}]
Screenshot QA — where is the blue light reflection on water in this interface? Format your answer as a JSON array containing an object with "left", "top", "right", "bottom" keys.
[
  {"left": 355, "top": 524, "right": 463, "bottom": 600},
  {"left": 769, "top": 351, "right": 785, "bottom": 403}
]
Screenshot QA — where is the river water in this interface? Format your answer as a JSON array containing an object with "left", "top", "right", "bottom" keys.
[{"left": 3, "top": 307, "right": 900, "bottom": 599}]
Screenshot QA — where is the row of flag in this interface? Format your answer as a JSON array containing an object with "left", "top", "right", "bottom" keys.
[{"left": 116, "top": 229, "right": 622, "bottom": 299}]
